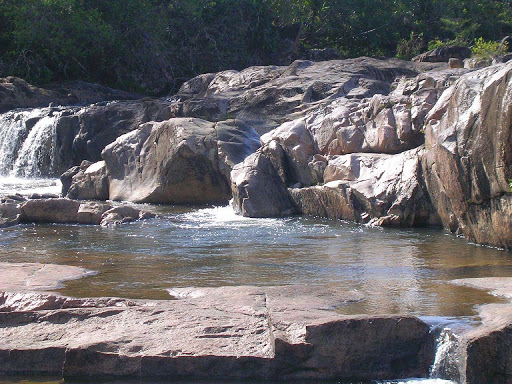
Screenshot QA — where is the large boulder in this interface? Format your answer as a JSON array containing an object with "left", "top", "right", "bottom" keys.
[
  {"left": 102, "top": 118, "right": 259, "bottom": 204},
  {"left": 231, "top": 151, "right": 295, "bottom": 217},
  {"left": 64, "top": 161, "right": 109, "bottom": 200},
  {"left": 422, "top": 62, "right": 512, "bottom": 249},
  {"left": 290, "top": 148, "right": 440, "bottom": 227}
]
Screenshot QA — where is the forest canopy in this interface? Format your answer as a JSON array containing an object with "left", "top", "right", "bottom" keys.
[{"left": 1, "top": 0, "right": 511, "bottom": 94}]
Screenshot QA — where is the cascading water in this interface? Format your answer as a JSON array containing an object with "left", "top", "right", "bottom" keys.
[
  {"left": 0, "top": 108, "right": 61, "bottom": 178},
  {"left": 430, "top": 328, "right": 462, "bottom": 382}
]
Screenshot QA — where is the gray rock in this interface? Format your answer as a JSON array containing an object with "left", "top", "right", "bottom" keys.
[
  {"left": 102, "top": 118, "right": 259, "bottom": 204},
  {"left": 413, "top": 46, "right": 472, "bottom": 63},
  {"left": 231, "top": 151, "right": 296, "bottom": 217},
  {"left": 15, "top": 198, "right": 153, "bottom": 226},
  {"left": 0, "top": 201, "right": 23, "bottom": 227},
  {"left": 291, "top": 148, "right": 440, "bottom": 226},
  {"left": 100, "top": 205, "right": 155, "bottom": 226},
  {"left": 174, "top": 58, "right": 442, "bottom": 135},
  {"left": 21, "top": 198, "right": 81, "bottom": 223},
  {"left": 65, "top": 161, "right": 109, "bottom": 200},
  {"left": 422, "top": 62, "right": 512, "bottom": 249}
]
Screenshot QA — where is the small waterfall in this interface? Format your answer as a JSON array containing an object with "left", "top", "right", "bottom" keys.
[
  {"left": 0, "top": 108, "right": 62, "bottom": 178},
  {"left": 429, "top": 327, "right": 462, "bottom": 383}
]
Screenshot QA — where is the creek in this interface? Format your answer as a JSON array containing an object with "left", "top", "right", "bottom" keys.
[{"left": 1, "top": 108, "right": 511, "bottom": 384}]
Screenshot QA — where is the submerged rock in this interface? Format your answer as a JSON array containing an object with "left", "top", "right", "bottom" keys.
[
  {"left": 0, "top": 286, "right": 431, "bottom": 381},
  {"left": 0, "top": 198, "right": 154, "bottom": 227}
]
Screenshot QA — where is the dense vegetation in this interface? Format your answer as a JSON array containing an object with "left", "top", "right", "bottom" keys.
[{"left": 1, "top": 0, "right": 512, "bottom": 94}]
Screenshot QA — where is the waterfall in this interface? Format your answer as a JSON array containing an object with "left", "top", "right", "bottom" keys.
[
  {"left": 429, "top": 327, "right": 462, "bottom": 383},
  {"left": 0, "top": 108, "right": 62, "bottom": 178}
]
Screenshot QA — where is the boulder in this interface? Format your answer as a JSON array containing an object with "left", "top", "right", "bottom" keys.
[
  {"left": 0, "top": 201, "right": 23, "bottom": 227},
  {"left": 14, "top": 198, "right": 153, "bottom": 226},
  {"left": 102, "top": 118, "right": 259, "bottom": 204},
  {"left": 422, "top": 62, "right": 512, "bottom": 249},
  {"left": 100, "top": 206, "right": 155, "bottom": 226},
  {"left": 412, "top": 46, "right": 472, "bottom": 63},
  {"left": 21, "top": 198, "right": 81, "bottom": 223},
  {"left": 291, "top": 148, "right": 440, "bottom": 227},
  {"left": 231, "top": 151, "right": 296, "bottom": 217},
  {"left": 77, "top": 201, "right": 112, "bottom": 225},
  {"left": 65, "top": 161, "right": 109, "bottom": 200}
]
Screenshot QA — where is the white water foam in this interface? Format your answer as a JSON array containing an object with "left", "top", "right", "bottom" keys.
[
  {"left": 0, "top": 176, "right": 61, "bottom": 196},
  {"left": 0, "top": 107, "right": 70, "bottom": 178}
]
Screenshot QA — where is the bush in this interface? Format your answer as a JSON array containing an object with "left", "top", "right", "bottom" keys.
[{"left": 472, "top": 37, "right": 508, "bottom": 58}]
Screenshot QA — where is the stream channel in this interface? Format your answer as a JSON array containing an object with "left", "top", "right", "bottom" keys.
[{"left": 1, "top": 108, "right": 511, "bottom": 384}]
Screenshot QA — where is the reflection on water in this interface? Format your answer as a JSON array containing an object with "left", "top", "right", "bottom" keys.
[{"left": 1, "top": 204, "right": 511, "bottom": 316}]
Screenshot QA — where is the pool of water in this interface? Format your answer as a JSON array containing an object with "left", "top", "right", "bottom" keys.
[{"left": 1, "top": 200, "right": 511, "bottom": 317}]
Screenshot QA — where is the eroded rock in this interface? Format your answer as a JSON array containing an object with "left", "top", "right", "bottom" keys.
[
  {"left": 103, "top": 118, "right": 259, "bottom": 204},
  {"left": 0, "top": 286, "right": 431, "bottom": 381},
  {"left": 422, "top": 62, "right": 512, "bottom": 249}
]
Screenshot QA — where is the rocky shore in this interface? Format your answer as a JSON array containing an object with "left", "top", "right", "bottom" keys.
[
  {"left": 0, "top": 265, "right": 511, "bottom": 383},
  {"left": 2, "top": 56, "right": 508, "bottom": 249}
]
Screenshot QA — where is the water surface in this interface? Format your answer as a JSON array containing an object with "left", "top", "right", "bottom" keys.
[{"left": 1, "top": 202, "right": 510, "bottom": 317}]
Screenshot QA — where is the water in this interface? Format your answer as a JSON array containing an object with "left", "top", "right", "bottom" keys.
[
  {"left": 0, "top": 108, "right": 75, "bottom": 178},
  {"left": 0, "top": 201, "right": 511, "bottom": 316}
]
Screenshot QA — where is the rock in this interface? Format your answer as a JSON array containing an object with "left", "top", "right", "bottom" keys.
[
  {"left": 0, "top": 201, "right": 23, "bottom": 227},
  {"left": 16, "top": 198, "right": 153, "bottom": 226},
  {"left": 21, "top": 198, "right": 81, "bottom": 223},
  {"left": 231, "top": 151, "right": 296, "bottom": 217},
  {"left": 464, "top": 57, "right": 494, "bottom": 69},
  {"left": 174, "top": 58, "right": 443, "bottom": 135},
  {"left": 422, "top": 62, "right": 512, "bottom": 249},
  {"left": 100, "top": 206, "right": 155, "bottom": 226},
  {"left": 77, "top": 201, "right": 112, "bottom": 225},
  {"left": 448, "top": 58, "right": 464, "bottom": 69},
  {"left": 0, "top": 286, "right": 432, "bottom": 381},
  {"left": 291, "top": 148, "right": 440, "bottom": 227},
  {"left": 444, "top": 279, "right": 512, "bottom": 383},
  {"left": 0, "top": 76, "right": 140, "bottom": 113},
  {"left": 0, "top": 262, "right": 94, "bottom": 292},
  {"left": 102, "top": 118, "right": 258, "bottom": 204},
  {"left": 412, "top": 46, "right": 472, "bottom": 63},
  {"left": 65, "top": 161, "right": 109, "bottom": 200}
]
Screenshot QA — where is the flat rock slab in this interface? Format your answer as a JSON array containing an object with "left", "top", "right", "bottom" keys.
[
  {"left": 0, "top": 263, "right": 94, "bottom": 292},
  {"left": 0, "top": 285, "right": 431, "bottom": 381}
]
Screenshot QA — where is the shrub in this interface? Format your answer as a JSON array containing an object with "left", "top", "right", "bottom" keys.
[{"left": 472, "top": 37, "right": 508, "bottom": 58}]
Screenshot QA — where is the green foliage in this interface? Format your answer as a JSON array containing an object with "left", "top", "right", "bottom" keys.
[
  {"left": 509, "top": 179, "right": 512, "bottom": 193},
  {"left": 1, "top": 0, "right": 512, "bottom": 94},
  {"left": 397, "top": 32, "right": 424, "bottom": 60},
  {"left": 472, "top": 37, "right": 508, "bottom": 58}
]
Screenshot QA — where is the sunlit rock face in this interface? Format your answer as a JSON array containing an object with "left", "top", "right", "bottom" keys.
[
  {"left": 102, "top": 118, "right": 260, "bottom": 204},
  {"left": 0, "top": 287, "right": 431, "bottom": 381},
  {"left": 422, "top": 62, "right": 512, "bottom": 250}
]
